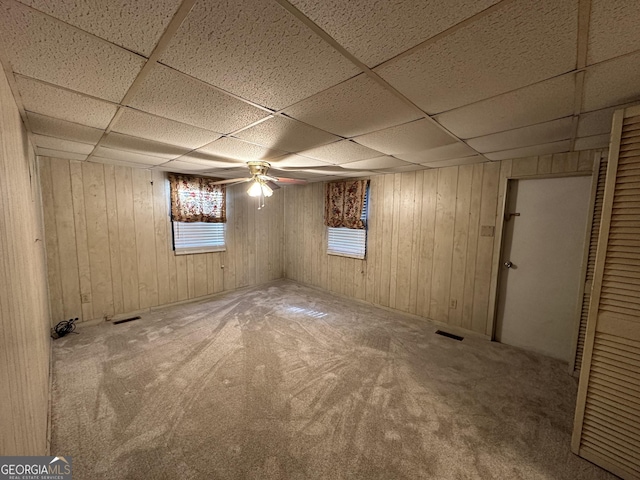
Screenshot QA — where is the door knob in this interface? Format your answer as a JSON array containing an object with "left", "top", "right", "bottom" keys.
[{"left": 504, "top": 261, "right": 513, "bottom": 268}]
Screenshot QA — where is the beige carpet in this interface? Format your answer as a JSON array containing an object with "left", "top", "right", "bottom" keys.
[{"left": 50, "top": 280, "right": 616, "bottom": 479}]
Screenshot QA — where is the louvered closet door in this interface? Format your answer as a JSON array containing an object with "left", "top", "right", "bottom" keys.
[
  {"left": 572, "top": 105, "right": 640, "bottom": 480},
  {"left": 573, "top": 156, "right": 608, "bottom": 376}
]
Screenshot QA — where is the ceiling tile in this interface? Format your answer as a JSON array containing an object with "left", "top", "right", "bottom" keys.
[
  {"left": 269, "top": 154, "right": 334, "bottom": 169},
  {"left": 155, "top": 160, "right": 216, "bottom": 173},
  {"left": 27, "top": 112, "right": 104, "bottom": 144},
  {"left": 197, "top": 137, "right": 285, "bottom": 162},
  {"left": 375, "top": 0, "right": 578, "bottom": 114},
  {"left": 203, "top": 168, "right": 251, "bottom": 179},
  {"left": 90, "top": 157, "right": 153, "bottom": 169},
  {"left": 18, "top": 0, "right": 182, "bottom": 56},
  {"left": 396, "top": 142, "right": 477, "bottom": 163},
  {"left": 577, "top": 106, "right": 618, "bottom": 138},
  {"left": 178, "top": 151, "right": 247, "bottom": 169},
  {"left": 299, "top": 140, "right": 383, "bottom": 165},
  {"left": 16, "top": 76, "right": 117, "bottom": 129},
  {"left": 102, "top": 132, "right": 189, "bottom": 159},
  {"left": 421, "top": 155, "right": 486, "bottom": 168},
  {"left": 283, "top": 74, "right": 422, "bottom": 137},
  {"left": 293, "top": 168, "right": 375, "bottom": 178},
  {"left": 467, "top": 117, "right": 574, "bottom": 153},
  {"left": 36, "top": 147, "right": 88, "bottom": 161},
  {"left": 582, "top": 52, "right": 640, "bottom": 112},
  {"left": 289, "top": 0, "right": 500, "bottom": 67},
  {"left": 128, "top": 64, "right": 269, "bottom": 133},
  {"left": 112, "top": 109, "right": 220, "bottom": 149},
  {"left": 352, "top": 118, "right": 456, "bottom": 154},
  {"left": 574, "top": 134, "right": 610, "bottom": 151},
  {"left": 587, "top": 0, "right": 640, "bottom": 65},
  {"left": 235, "top": 116, "right": 341, "bottom": 152},
  {"left": 483, "top": 140, "right": 571, "bottom": 161},
  {"left": 160, "top": 0, "right": 359, "bottom": 110},
  {"left": 339, "top": 156, "right": 410, "bottom": 170},
  {"left": 33, "top": 134, "right": 95, "bottom": 154},
  {"left": 93, "top": 146, "right": 167, "bottom": 166},
  {"left": 378, "top": 163, "right": 429, "bottom": 173},
  {"left": 435, "top": 74, "right": 576, "bottom": 139},
  {"left": 0, "top": 1, "right": 145, "bottom": 102}
]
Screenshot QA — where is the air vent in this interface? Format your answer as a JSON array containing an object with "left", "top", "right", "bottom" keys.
[
  {"left": 435, "top": 330, "right": 463, "bottom": 341},
  {"left": 113, "top": 316, "right": 141, "bottom": 325}
]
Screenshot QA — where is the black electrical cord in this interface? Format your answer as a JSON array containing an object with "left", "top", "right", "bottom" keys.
[{"left": 51, "top": 317, "right": 79, "bottom": 339}]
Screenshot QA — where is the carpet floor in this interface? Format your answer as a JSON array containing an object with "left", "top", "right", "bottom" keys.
[{"left": 50, "top": 280, "right": 616, "bottom": 479}]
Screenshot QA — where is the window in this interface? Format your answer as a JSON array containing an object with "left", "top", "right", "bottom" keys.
[
  {"left": 172, "top": 222, "right": 225, "bottom": 254},
  {"left": 327, "top": 188, "right": 368, "bottom": 259},
  {"left": 168, "top": 173, "right": 226, "bottom": 255}
]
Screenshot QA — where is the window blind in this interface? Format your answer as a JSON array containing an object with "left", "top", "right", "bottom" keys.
[{"left": 172, "top": 221, "right": 225, "bottom": 254}]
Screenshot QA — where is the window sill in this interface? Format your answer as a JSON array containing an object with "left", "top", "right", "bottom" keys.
[
  {"left": 327, "top": 251, "right": 366, "bottom": 260},
  {"left": 174, "top": 246, "right": 226, "bottom": 255}
]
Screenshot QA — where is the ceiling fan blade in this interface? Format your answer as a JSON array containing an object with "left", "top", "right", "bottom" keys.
[
  {"left": 211, "top": 177, "right": 251, "bottom": 185},
  {"left": 258, "top": 174, "right": 278, "bottom": 182},
  {"left": 266, "top": 180, "right": 281, "bottom": 191},
  {"left": 275, "top": 177, "right": 307, "bottom": 185}
]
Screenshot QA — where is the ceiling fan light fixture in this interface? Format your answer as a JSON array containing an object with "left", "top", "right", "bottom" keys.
[{"left": 247, "top": 180, "right": 264, "bottom": 197}]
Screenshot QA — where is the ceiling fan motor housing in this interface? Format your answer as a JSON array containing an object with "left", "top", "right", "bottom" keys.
[{"left": 247, "top": 161, "right": 271, "bottom": 177}]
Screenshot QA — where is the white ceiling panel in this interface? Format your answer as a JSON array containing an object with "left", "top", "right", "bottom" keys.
[
  {"left": 353, "top": 118, "right": 456, "bottom": 154},
  {"left": 197, "top": 137, "right": 285, "bottom": 162},
  {"left": 27, "top": 112, "right": 104, "bottom": 144},
  {"left": 178, "top": 151, "right": 247, "bottom": 169},
  {"left": 574, "top": 134, "right": 610, "bottom": 151},
  {"left": 112, "top": 109, "right": 220, "bottom": 149},
  {"left": 33, "top": 134, "right": 95, "bottom": 154},
  {"left": 155, "top": 160, "right": 215, "bottom": 173},
  {"left": 268, "top": 154, "right": 334, "bottom": 169},
  {"left": 92, "top": 146, "right": 167, "bottom": 166},
  {"left": 378, "top": 163, "right": 428, "bottom": 173},
  {"left": 16, "top": 76, "right": 117, "bottom": 129},
  {"left": 587, "top": 0, "right": 640, "bottom": 65},
  {"left": 299, "top": 140, "right": 383, "bottom": 165},
  {"left": 396, "top": 142, "right": 478, "bottom": 163},
  {"left": 420, "top": 155, "right": 486, "bottom": 168},
  {"left": 484, "top": 140, "right": 571, "bottom": 161},
  {"left": 102, "top": 132, "right": 189, "bottom": 159},
  {"left": 582, "top": 52, "right": 640, "bottom": 113},
  {"left": 375, "top": 0, "right": 578, "bottom": 114},
  {"left": 160, "top": 0, "right": 359, "bottom": 110},
  {"left": 128, "top": 64, "right": 269, "bottom": 133},
  {"left": 36, "top": 147, "right": 88, "bottom": 161},
  {"left": 0, "top": 1, "right": 145, "bottom": 102},
  {"left": 435, "top": 74, "right": 576, "bottom": 139},
  {"left": 91, "top": 157, "right": 153, "bottom": 169},
  {"left": 340, "top": 156, "right": 410, "bottom": 170},
  {"left": 288, "top": 0, "right": 500, "bottom": 67},
  {"left": 235, "top": 115, "right": 341, "bottom": 152},
  {"left": 467, "top": 117, "right": 574, "bottom": 153},
  {"left": 17, "top": 0, "right": 182, "bottom": 56},
  {"left": 283, "top": 74, "right": 422, "bottom": 137}
]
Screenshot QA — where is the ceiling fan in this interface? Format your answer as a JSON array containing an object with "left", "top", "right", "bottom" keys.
[{"left": 212, "top": 161, "right": 306, "bottom": 208}]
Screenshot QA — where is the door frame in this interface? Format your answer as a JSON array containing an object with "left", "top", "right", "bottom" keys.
[{"left": 487, "top": 165, "right": 598, "bottom": 368}]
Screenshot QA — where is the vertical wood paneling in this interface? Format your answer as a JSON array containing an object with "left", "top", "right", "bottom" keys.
[
  {"left": 282, "top": 149, "right": 603, "bottom": 337},
  {"left": 40, "top": 159, "right": 284, "bottom": 323},
  {"left": 0, "top": 66, "right": 50, "bottom": 455},
  {"left": 83, "top": 162, "right": 114, "bottom": 319}
]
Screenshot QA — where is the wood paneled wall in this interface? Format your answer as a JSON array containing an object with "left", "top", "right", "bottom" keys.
[
  {"left": 39, "top": 157, "right": 284, "bottom": 324},
  {"left": 0, "top": 68, "right": 50, "bottom": 455},
  {"left": 284, "top": 151, "right": 602, "bottom": 338}
]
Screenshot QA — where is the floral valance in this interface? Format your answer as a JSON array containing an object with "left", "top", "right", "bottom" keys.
[
  {"left": 168, "top": 173, "right": 226, "bottom": 223},
  {"left": 324, "top": 179, "right": 369, "bottom": 229}
]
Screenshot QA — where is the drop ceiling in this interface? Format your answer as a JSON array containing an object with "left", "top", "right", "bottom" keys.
[{"left": 0, "top": 0, "right": 638, "bottom": 181}]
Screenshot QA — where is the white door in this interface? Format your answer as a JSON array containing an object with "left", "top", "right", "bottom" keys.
[{"left": 495, "top": 176, "right": 592, "bottom": 362}]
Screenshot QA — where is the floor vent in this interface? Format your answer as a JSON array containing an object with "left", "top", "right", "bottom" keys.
[
  {"left": 435, "top": 330, "right": 463, "bottom": 341},
  {"left": 113, "top": 316, "right": 141, "bottom": 325}
]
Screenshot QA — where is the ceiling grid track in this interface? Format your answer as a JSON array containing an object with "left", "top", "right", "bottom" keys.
[{"left": 570, "top": 0, "right": 592, "bottom": 151}]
